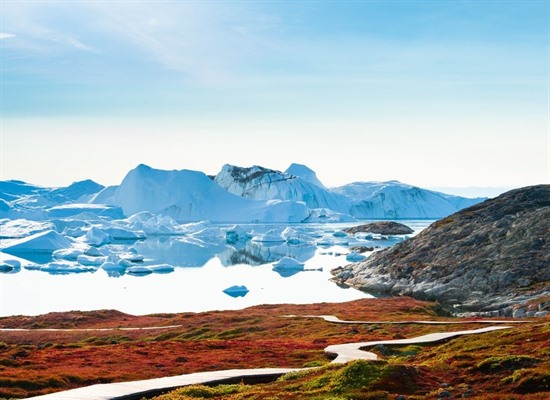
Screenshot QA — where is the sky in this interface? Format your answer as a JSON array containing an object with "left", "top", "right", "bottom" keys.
[{"left": 0, "top": 0, "right": 549, "bottom": 194}]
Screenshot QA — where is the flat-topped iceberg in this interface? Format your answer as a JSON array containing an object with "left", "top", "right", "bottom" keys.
[{"left": 2, "top": 230, "right": 73, "bottom": 254}]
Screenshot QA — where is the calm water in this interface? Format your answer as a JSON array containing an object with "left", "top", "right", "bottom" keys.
[{"left": 0, "top": 221, "right": 432, "bottom": 316}]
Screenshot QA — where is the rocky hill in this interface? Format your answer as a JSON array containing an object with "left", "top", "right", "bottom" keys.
[{"left": 332, "top": 185, "right": 550, "bottom": 316}]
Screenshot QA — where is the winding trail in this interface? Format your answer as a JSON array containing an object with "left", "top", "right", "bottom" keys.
[
  {"left": 325, "top": 325, "right": 511, "bottom": 363},
  {"left": 25, "top": 315, "right": 522, "bottom": 400},
  {"left": 285, "top": 314, "right": 526, "bottom": 325}
]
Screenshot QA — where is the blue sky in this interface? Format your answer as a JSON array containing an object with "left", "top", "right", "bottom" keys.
[{"left": 1, "top": 0, "right": 548, "bottom": 192}]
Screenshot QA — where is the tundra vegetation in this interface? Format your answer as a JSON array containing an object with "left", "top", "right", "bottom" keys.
[{"left": 0, "top": 297, "right": 548, "bottom": 399}]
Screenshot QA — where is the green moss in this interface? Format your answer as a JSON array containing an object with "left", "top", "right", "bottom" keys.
[
  {"left": 176, "top": 327, "right": 212, "bottom": 340},
  {"left": 330, "top": 360, "right": 389, "bottom": 393},
  {"left": 477, "top": 355, "right": 539, "bottom": 372},
  {"left": 155, "top": 384, "right": 250, "bottom": 398},
  {"left": 80, "top": 335, "right": 131, "bottom": 346}
]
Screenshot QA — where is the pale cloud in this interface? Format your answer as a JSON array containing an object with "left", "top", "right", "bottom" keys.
[{"left": 0, "top": 33, "right": 16, "bottom": 39}]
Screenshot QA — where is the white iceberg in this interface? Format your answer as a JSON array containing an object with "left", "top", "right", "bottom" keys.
[
  {"left": 272, "top": 257, "right": 305, "bottom": 270},
  {"left": 0, "top": 219, "right": 55, "bottom": 238},
  {"left": 148, "top": 264, "right": 175, "bottom": 273},
  {"left": 85, "top": 227, "right": 112, "bottom": 246},
  {"left": 77, "top": 254, "right": 107, "bottom": 266},
  {"left": 2, "top": 230, "right": 73, "bottom": 254},
  {"left": 53, "top": 247, "right": 86, "bottom": 261},
  {"left": 113, "top": 164, "right": 309, "bottom": 223},
  {"left": 251, "top": 229, "right": 285, "bottom": 243},
  {"left": 126, "top": 265, "right": 153, "bottom": 275},
  {"left": 39, "top": 261, "right": 97, "bottom": 274}
]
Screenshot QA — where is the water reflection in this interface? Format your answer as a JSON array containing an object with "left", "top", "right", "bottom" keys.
[
  {"left": 132, "top": 237, "right": 226, "bottom": 267},
  {"left": 219, "top": 241, "right": 316, "bottom": 267}
]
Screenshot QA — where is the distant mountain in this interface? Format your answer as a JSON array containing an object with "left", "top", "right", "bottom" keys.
[{"left": 332, "top": 185, "right": 550, "bottom": 316}]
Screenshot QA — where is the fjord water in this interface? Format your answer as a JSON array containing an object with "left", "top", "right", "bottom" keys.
[{"left": 0, "top": 221, "right": 432, "bottom": 317}]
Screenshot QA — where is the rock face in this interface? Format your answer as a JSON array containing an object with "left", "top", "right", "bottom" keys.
[
  {"left": 344, "top": 221, "right": 414, "bottom": 235},
  {"left": 332, "top": 185, "right": 550, "bottom": 315}
]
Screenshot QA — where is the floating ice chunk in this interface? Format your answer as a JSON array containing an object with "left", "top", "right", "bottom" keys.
[
  {"left": 0, "top": 258, "right": 21, "bottom": 273},
  {"left": 119, "top": 252, "right": 144, "bottom": 263},
  {"left": 345, "top": 252, "right": 367, "bottom": 262},
  {"left": 126, "top": 266, "right": 153, "bottom": 275},
  {"left": 315, "top": 239, "right": 333, "bottom": 247},
  {"left": 0, "top": 219, "right": 55, "bottom": 239},
  {"left": 84, "top": 246, "right": 103, "bottom": 257},
  {"left": 125, "top": 212, "right": 184, "bottom": 235},
  {"left": 100, "top": 256, "right": 127, "bottom": 274},
  {"left": 332, "top": 231, "right": 347, "bottom": 238},
  {"left": 252, "top": 229, "right": 285, "bottom": 243},
  {"left": 102, "top": 227, "right": 146, "bottom": 240},
  {"left": 189, "top": 226, "right": 225, "bottom": 241},
  {"left": 148, "top": 264, "right": 174, "bottom": 273},
  {"left": 2, "top": 230, "right": 73, "bottom": 254},
  {"left": 281, "top": 227, "right": 313, "bottom": 245},
  {"left": 223, "top": 285, "right": 249, "bottom": 298},
  {"left": 77, "top": 254, "right": 107, "bottom": 266},
  {"left": 53, "top": 247, "right": 85, "bottom": 261},
  {"left": 272, "top": 255, "right": 307, "bottom": 277},
  {"left": 85, "top": 227, "right": 112, "bottom": 246},
  {"left": 304, "top": 208, "right": 356, "bottom": 223},
  {"left": 39, "top": 261, "right": 96, "bottom": 274},
  {"left": 224, "top": 225, "right": 252, "bottom": 244},
  {"left": 272, "top": 257, "right": 305, "bottom": 270},
  {"left": 0, "top": 262, "right": 16, "bottom": 273}
]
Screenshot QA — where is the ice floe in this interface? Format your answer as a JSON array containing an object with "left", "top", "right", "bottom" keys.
[{"left": 223, "top": 285, "right": 249, "bottom": 298}]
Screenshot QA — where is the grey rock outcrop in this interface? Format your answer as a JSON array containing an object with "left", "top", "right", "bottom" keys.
[
  {"left": 332, "top": 185, "right": 550, "bottom": 315},
  {"left": 343, "top": 221, "right": 414, "bottom": 235}
]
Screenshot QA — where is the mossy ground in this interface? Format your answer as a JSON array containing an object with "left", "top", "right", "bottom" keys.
[{"left": 0, "top": 297, "right": 547, "bottom": 399}]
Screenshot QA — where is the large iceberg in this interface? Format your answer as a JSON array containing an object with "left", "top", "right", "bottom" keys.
[
  {"left": 215, "top": 164, "right": 349, "bottom": 212},
  {"left": 216, "top": 165, "right": 486, "bottom": 220},
  {"left": 2, "top": 230, "right": 73, "bottom": 254},
  {"left": 333, "top": 181, "right": 485, "bottom": 219},
  {"left": 113, "top": 164, "right": 310, "bottom": 223},
  {"left": 285, "top": 163, "right": 327, "bottom": 188}
]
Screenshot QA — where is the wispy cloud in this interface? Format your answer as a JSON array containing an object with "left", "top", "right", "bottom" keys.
[{"left": 0, "top": 33, "right": 16, "bottom": 39}]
